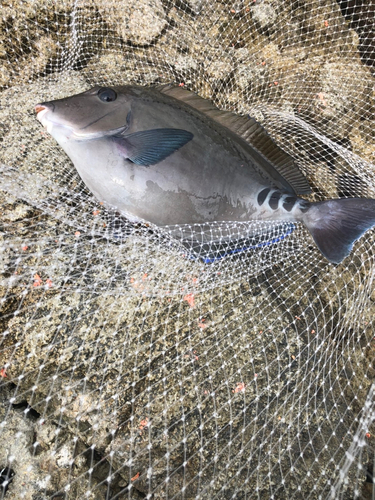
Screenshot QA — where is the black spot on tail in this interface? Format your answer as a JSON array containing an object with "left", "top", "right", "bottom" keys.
[
  {"left": 283, "top": 196, "right": 296, "bottom": 212},
  {"left": 299, "top": 200, "right": 311, "bottom": 213},
  {"left": 269, "top": 191, "right": 282, "bottom": 210},
  {"left": 257, "top": 188, "right": 270, "bottom": 206}
]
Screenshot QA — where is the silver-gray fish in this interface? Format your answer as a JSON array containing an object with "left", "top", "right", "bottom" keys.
[{"left": 35, "top": 85, "right": 375, "bottom": 264}]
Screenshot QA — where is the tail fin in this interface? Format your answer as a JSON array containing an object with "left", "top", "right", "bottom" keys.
[{"left": 303, "top": 198, "right": 375, "bottom": 264}]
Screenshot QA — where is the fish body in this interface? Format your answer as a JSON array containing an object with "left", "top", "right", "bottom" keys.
[{"left": 35, "top": 85, "right": 375, "bottom": 263}]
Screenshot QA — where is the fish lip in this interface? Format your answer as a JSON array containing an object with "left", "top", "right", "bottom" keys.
[
  {"left": 35, "top": 102, "right": 55, "bottom": 114},
  {"left": 35, "top": 107, "right": 49, "bottom": 123},
  {"left": 36, "top": 107, "right": 54, "bottom": 134},
  {"left": 35, "top": 104, "right": 46, "bottom": 114}
]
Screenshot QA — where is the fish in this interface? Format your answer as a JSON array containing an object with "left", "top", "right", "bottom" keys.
[{"left": 35, "top": 85, "right": 375, "bottom": 264}]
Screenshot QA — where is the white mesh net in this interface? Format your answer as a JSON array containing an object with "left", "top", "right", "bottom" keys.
[{"left": 1, "top": 0, "right": 375, "bottom": 498}]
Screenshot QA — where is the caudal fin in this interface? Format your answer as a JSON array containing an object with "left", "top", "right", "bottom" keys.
[{"left": 303, "top": 198, "right": 375, "bottom": 264}]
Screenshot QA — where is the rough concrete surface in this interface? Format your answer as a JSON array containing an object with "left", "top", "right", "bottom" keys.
[{"left": 0, "top": 0, "right": 375, "bottom": 498}]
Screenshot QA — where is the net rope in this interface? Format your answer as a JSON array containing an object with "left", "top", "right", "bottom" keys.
[{"left": 1, "top": 0, "right": 375, "bottom": 498}]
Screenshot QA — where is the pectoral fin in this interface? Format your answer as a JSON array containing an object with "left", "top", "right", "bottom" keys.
[{"left": 113, "top": 128, "right": 193, "bottom": 166}]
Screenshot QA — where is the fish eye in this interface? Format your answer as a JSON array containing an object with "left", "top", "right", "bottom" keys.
[{"left": 97, "top": 87, "right": 117, "bottom": 102}]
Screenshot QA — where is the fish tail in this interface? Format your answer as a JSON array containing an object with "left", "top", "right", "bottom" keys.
[{"left": 302, "top": 198, "right": 375, "bottom": 264}]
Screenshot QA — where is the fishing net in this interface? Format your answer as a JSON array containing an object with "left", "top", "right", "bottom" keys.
[{"left": 1, "top": 0, "right": 375, "bottom": 498}]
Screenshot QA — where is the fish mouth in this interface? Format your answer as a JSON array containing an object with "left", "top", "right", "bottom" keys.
[
  {"left": 35, "top": 104, "right": 46, "bottom": 115},
  {"left": 36, "top": 107, "right": 54, "bottom": 134},
  {"left": 35, "top": 106, "right": 52, "bottom": 130}
]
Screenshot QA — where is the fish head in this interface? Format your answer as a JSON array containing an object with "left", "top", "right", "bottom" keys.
[{"left": 35, "top": 86, "right": 132, "bottom": 144}]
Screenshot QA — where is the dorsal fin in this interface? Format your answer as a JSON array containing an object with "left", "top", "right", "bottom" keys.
[{"left": 156, "top": 85, "right": 311, "bottom": 195}]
